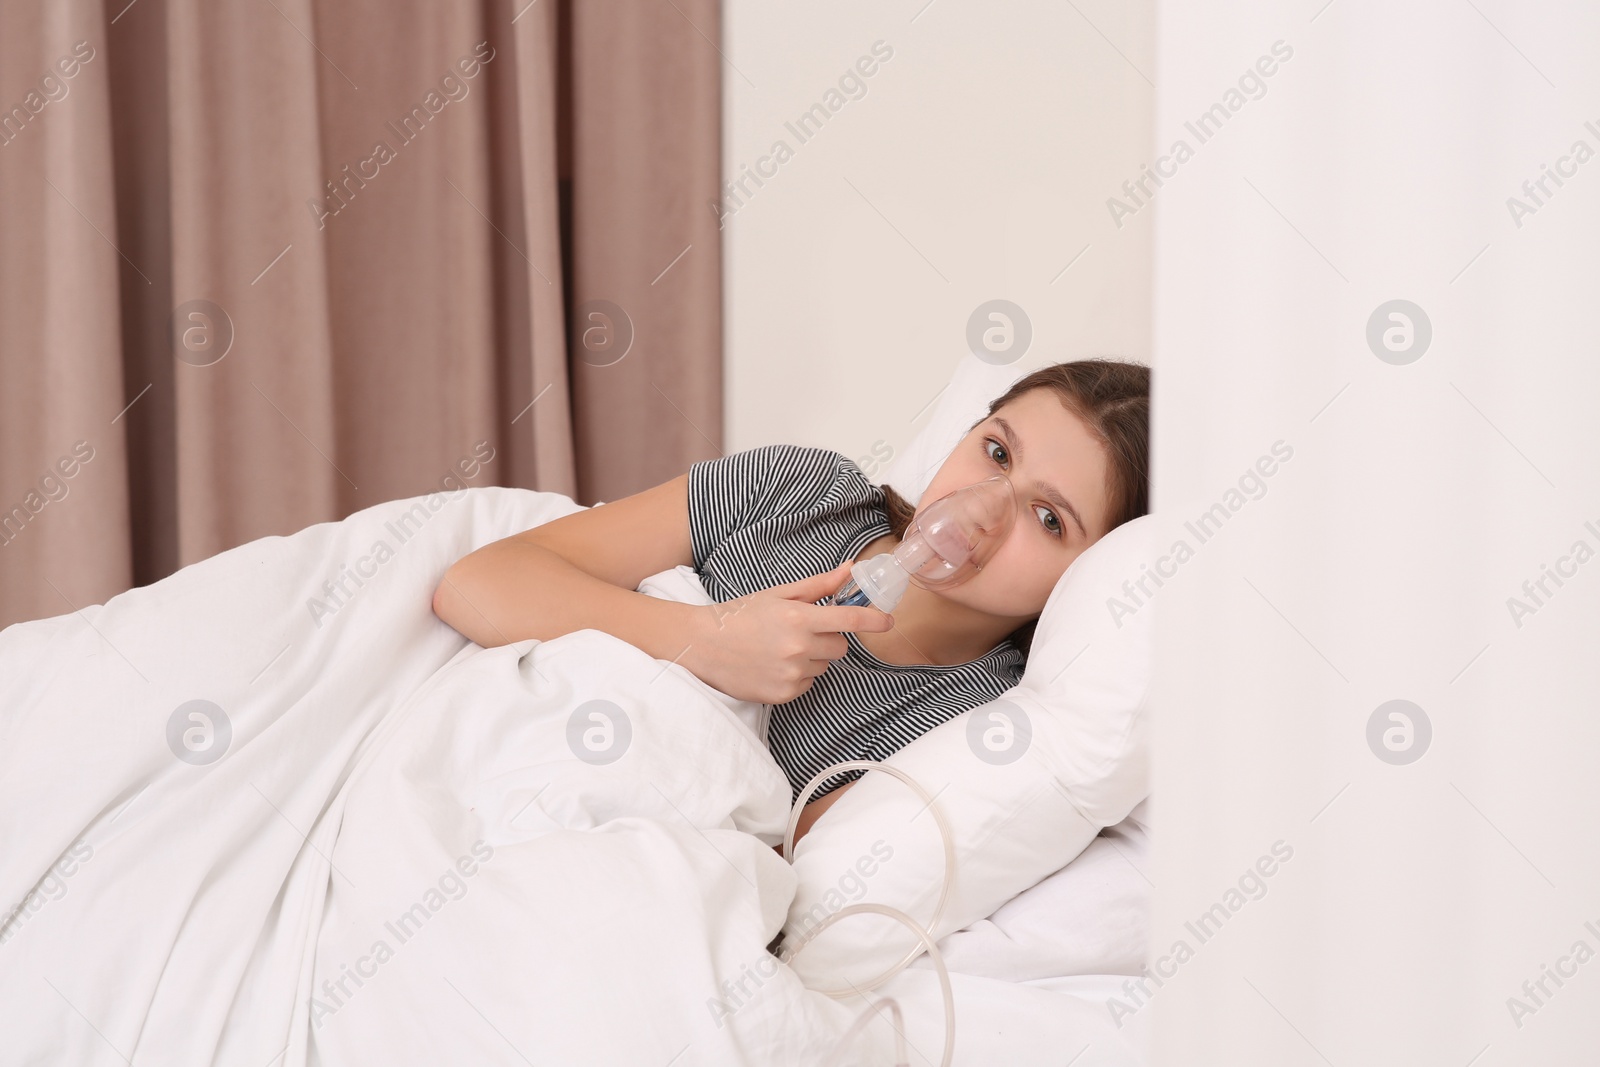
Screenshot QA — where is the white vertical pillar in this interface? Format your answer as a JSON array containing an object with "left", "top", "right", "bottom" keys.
[{"left": 1148, "top": 1, "right": 1600, "bottom": 1061}]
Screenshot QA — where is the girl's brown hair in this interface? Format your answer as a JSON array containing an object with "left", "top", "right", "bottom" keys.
[{"left": 879, "top": 358, "right": 1151, "bottom": 657}]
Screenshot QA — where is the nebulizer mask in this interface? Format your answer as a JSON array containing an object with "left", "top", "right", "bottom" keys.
[{"left": 826, "top": 473, "right": 1017, "bottom": 612}]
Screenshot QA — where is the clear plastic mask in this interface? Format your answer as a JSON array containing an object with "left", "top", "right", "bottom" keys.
[{"left": 828, "top": 474, "right": 1017, "bottom": 612}]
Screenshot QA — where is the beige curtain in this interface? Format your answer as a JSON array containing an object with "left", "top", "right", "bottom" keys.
[{"left": 0, "top": 0, "right": 723, "bottom": 630}]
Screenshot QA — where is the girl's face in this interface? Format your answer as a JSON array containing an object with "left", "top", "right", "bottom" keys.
[{"left": 915, "top": 388, "right": 1114, "bottom": 621}]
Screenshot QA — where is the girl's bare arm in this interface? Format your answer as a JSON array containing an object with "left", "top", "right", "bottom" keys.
[
  {"left": 433, "top": 471, "right": 893, "bottom": 703},
  {"left": 432, "top": 473, "right": 706, "bottom": 660}
]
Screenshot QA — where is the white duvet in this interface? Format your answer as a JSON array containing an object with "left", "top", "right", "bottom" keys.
[{"left": 0, "top": 487, "right": 1144, "bottom": 1066}]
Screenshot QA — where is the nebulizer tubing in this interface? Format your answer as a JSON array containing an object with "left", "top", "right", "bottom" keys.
[
  {"left": 818, "top": 996, "right": 907, "bottom": 1067},
  {"left": 777, "top": 759, "right": 957, "bottom": 1067},
  {"left": 809, "top": 906, "right": 954, "bottom": 1067}
]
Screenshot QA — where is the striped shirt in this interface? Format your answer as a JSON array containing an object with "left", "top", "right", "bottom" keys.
[{"left": 687, "top": 444, "right": 1025, "bottom": 803}]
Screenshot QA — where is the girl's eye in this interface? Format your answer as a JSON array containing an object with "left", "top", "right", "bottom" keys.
[{"left": 985, "top": 438, "right": 1064, "bottom": 540}]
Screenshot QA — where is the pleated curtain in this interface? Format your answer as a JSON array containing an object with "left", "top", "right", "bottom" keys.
[{"left": 0, "top": 0, "right": 724, "bottom": 629}]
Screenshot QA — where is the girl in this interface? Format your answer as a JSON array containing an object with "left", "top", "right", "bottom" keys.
[{"left": 434, "top": 359, "right": 1150, "bottom": 844}]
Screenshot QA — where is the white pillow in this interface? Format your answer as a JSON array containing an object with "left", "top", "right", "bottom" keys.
[
  {"left": 912, "top": 801, "right": 1152, "bottom": 982},
  {"left": 781, "top": 513, "right": 1155, "bottom": 987}
]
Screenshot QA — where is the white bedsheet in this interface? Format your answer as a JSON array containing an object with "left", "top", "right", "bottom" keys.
[{"left": 0, "top": 486, "right": 1144, "bottom": 1066}]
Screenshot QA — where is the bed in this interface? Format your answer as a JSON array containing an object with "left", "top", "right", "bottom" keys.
[{"left": 0, "top": 359, "right": 1154, "bottom": 1065}]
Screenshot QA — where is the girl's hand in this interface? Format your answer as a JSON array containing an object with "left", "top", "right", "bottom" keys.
[{"left": 683, "top": 562, "right": 894, "bottom": 705}]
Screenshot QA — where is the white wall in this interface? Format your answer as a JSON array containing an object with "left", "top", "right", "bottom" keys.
[{"left": 720, "top": 0, "right": 1154, "bottom": 478}]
